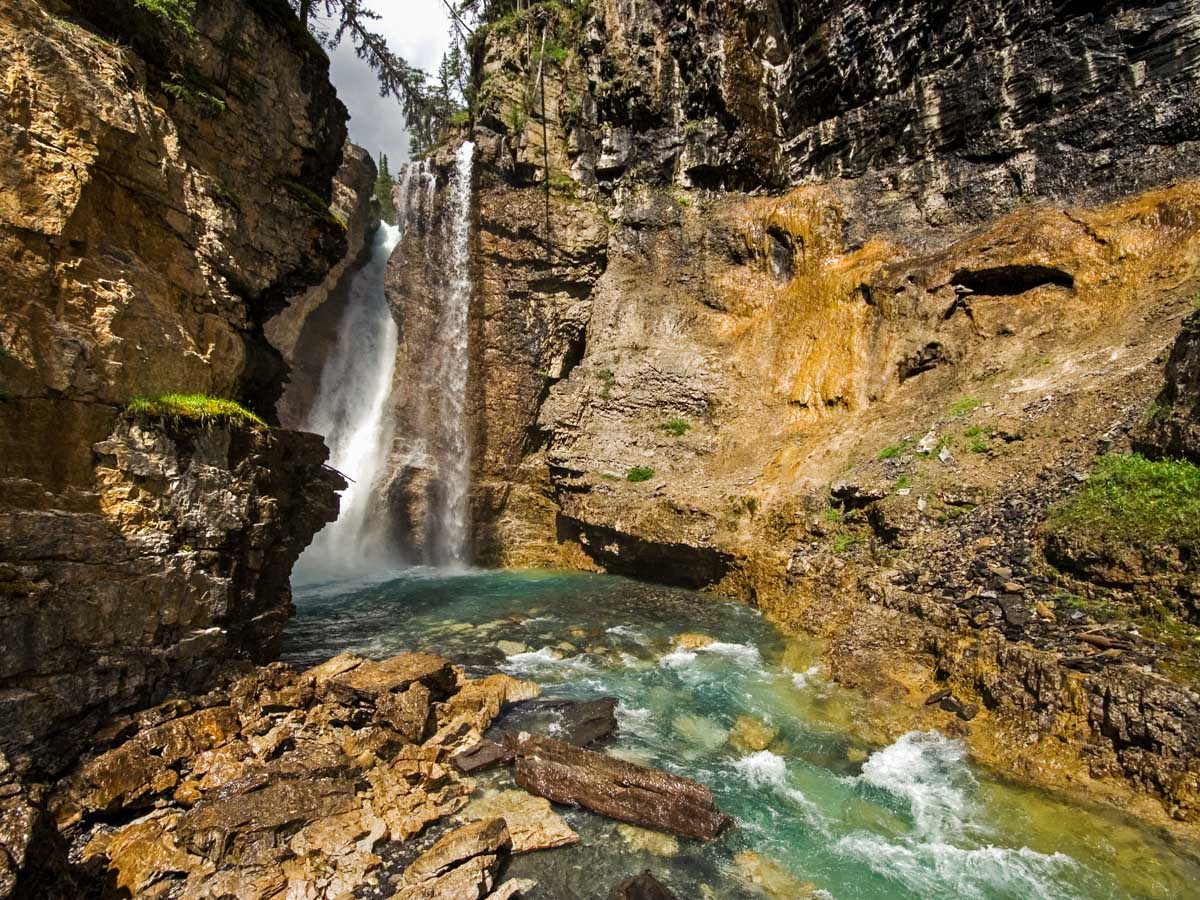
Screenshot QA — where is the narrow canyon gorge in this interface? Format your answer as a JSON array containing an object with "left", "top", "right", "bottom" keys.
[{"left": 2, "top": 0, "right": 1200, "bottom": 897}]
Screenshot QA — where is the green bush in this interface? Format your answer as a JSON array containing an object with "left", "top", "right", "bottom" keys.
[
  {"left": 127, "top": 393, "right": 266, "bottom": 428},
  {"left": 832, "top": 533, "right": 865, "bottom": 552},
  {"left": 1048, "top": 454, "right": 1200, "bottom": 553},
  {"left": 163, "top": 73, "right": 225, "bottom": 115},
  {"left": 135, "top": 0, "right": 195, "bottom": 37},
  {"left": 597, "top": 368, "right": 615, "bottom": 398},
  {"left": 627, "top": 466, "right": 654, "bottom": 483},
  {"left": 659, "top": 418, "right": 689, "bottom": 437}
]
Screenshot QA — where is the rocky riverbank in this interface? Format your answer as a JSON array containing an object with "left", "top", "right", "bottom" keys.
[{"left": 7, "top": 649, "right": 722, "bottom": 898}]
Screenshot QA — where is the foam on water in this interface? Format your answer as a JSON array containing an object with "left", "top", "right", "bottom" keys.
[
  {"left": 734, "top": 750, "right": 825, "bottom": 821},
  {"left": 658, "top": 648, "right": 697, "bottom": 667},
  {"left": 835, "top": 833, "right": 1078, "bottom": 900},
  {"left": 606, "top": 625, "right": 643, "bottom": 639},
  {"left": 696, "top": 641, "right": 762, "bottom": 665},
  {"left": 501, "top": 646, "right": 596, "bottom": 675},
  {"left": 792, "top": 664, "right": 822, "bottom": 688},
  {"left": 859, "top": 730, "right": 976, "bottom": 838}
]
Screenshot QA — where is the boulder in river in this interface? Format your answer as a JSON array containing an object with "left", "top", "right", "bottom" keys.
[
  {"left": 608, "top": 871, "right": 679, "bottom": 900},
  {"left": 488, "top": 697, "right": 618, "bottom": 747},
  {"left": 509, "top": 734, "right": 733, "bottom": 840}
]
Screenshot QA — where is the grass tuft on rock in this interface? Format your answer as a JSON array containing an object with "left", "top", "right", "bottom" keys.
[
  {"left": 1048, "top": 453, "right": 1200, "bottom": 552},
  {"left": 627, "top": 466, "right": 655, "bottom": 483},
  {"left": 127, "top": 393, "right": 267, "bottom": 428}
]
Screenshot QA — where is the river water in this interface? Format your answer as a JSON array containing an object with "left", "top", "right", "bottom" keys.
[{"left": 285, "top": 568, "right": 1198, "bottom": 899}]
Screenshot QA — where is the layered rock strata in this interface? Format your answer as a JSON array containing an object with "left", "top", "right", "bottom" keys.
[{"left": 0, "top": 0, "right": 357, "bottom": 772}]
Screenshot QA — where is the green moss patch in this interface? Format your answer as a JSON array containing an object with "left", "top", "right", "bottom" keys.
[
  {"left": 627, "top": 466, "right": 655, "bottom": 483},
  {"left": 127, "top": 393, "right": 267, "bottom": 428},
  {"left": 1048, "top": 453, "right": 1200, "bottom": 553}
]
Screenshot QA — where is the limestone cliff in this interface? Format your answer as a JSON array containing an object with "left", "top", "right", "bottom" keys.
[
  {"left": 386, "top": 0, "right": 1200, "bottom": 826},
  {"left": 0, "top": 0, "right": 354, "bottom": 772}
]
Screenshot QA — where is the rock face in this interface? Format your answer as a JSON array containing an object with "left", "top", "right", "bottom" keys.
[
  {"left": 1137, "top": 311, "right": 1200, "bottom": 463},
  {"left": 380, "top": 0, "right": 1200, "bottom": 826},
  {"left": 269, "top": 144, "right": 382, "bottom": 428},
  {"left": 0, "top": 0, "right": 357, "bottom": 774}
]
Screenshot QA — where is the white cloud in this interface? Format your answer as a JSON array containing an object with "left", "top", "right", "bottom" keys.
[{"left": 324, "top": 0, "right": 452, "bottom": 164}]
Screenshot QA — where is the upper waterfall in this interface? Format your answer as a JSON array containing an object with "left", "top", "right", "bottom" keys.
[
  {"left": 431, "top": 140, "right": 476, "bottom": 565},
  {"left": 295, "top": 163, "right": 436, "bottom": 575}
]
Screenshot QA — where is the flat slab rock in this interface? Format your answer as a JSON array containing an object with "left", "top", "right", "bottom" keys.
[
  {"left": 510, "top": 734, "right": 733, "bottom": 841},
  {"left": 323, "top": 652, "right": 457, "bottom": 704},
  {"left": 462, "top": 789, "right": 579, "bottom": 853},
  {"left": 393, "top": 817, "right": 512, "bottom": 900}
]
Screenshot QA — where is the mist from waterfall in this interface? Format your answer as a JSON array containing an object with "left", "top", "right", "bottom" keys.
[
  {"left": 296, "top": 163, "right": 436, "bottom": 575},
  {"left": 430, "top": 140, "right": 475, "bottom": 565}
]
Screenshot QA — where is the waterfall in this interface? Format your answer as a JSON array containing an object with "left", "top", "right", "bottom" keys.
[
  {"left": 431, "top": 140, "right": 476, "bottom": 565},
  {"left": 295, "top": 163, "right": 435, "bottom": 575}
]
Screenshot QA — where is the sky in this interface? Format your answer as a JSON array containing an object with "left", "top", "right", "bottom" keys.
[{"left": 322, "top": 1, "right": 453, "bottom": 165}]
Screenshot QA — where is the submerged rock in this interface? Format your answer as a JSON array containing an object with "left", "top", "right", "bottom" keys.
[
  {"left": 734, "top": 851, "right": 817, "bottom": 899},
  {"left": 510, "top": 734, "right": 733, "bottom": 840},
  {"left": 729, "top": 716, "right": 778, "bottom": 754},
  {"left": 608, "top": 871, "right": 679, "bottom": 900},
  {"left": 616, "top": 823, "right": 680, "bottom": 857}
]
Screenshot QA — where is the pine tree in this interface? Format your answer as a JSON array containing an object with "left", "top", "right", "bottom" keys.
[{"left": 374, "top": 151, "right": 398, "bottom": 225}]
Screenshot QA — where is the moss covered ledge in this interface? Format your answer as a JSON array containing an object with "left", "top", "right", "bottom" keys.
[{"left": 126, "top": 393, "right": 268, "bottom": 428}]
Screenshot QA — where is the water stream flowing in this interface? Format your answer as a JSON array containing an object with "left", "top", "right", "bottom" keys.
[
  {"left": 429, "top": 141, "right": 475, "bottom": 565},
  {"left": 295, "top": 163, "right": 436, "bottom": 574},
  {"left": 286, "top": 569, "right": 1200, "bottom": 899}
]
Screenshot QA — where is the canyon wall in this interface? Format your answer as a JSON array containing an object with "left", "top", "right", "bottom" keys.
[
  {"left": 0, "top": 0, "right": 357, "bottom": 772},
  {"left": 383, "top": 0, "right": 1200, "bottom": 823}
]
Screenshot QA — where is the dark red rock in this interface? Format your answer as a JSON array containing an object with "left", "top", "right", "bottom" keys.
[{"left": 509, "top": 734, "right": 732, "bottom": 841}]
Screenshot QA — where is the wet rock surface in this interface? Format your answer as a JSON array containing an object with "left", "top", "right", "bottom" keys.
[
  {"left": 510, "top": 733, "right": 734, "bottom": 841},
  {"left": 487, "top": 697, "right": 620, "bottom": 747}
]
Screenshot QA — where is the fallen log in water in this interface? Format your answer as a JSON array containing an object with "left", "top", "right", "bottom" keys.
[{"left": 508, "top": 733, "right": 733, "bottom": 840}]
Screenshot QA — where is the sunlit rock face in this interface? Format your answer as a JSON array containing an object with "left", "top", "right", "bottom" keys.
[
  {"left": 0, "top": 0, "right": 353, "bottom": 772},
  {"left": 380, "top": 0, "right": 1200, "bottom": 823}
]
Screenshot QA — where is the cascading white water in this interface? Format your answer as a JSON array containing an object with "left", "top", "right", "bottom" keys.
[
  {"left": 296, "top": 163, "right": 435, "bottom": 575},
  {"left": 431, "top": 141, "right": 475, "bottom": 565}
]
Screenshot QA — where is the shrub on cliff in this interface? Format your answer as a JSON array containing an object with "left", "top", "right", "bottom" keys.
[
  {"left": 134, "top": 0, "right": 196, "bottom": 37},
  {"left": 127, "top": 393, "right": 267, "bottom": 428}
]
